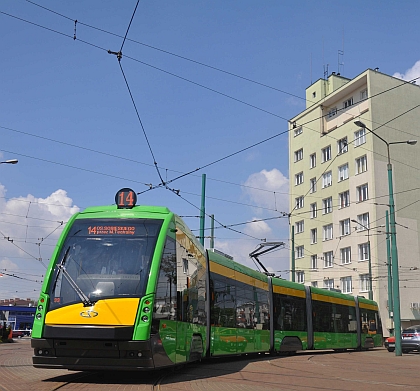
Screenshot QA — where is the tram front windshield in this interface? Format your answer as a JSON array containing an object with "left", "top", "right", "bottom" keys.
[{"left": 48, "top": 218, "right": 163, "bottom": 310}]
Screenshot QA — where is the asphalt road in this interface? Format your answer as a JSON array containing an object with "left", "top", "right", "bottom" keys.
[{"left": 1, "top": 338, "right": 420, "bottom": 391}]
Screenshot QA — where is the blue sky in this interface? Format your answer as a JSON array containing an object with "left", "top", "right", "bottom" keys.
[{"left": 0, "top": 0, "right": 419, "bottom": 300}]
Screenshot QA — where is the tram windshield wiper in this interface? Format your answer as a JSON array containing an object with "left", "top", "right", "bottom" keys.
[{"left": 53, "top": 246, "right": 94, "bottom": 307}]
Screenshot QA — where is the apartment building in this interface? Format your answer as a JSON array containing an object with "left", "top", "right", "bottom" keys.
[{"left": 289, "top": 69, "right": 420, "bottom": 334}]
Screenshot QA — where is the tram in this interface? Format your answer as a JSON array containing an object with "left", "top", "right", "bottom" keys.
[{"left": 32, "top": 188, "right": 382, "bottom": 371}]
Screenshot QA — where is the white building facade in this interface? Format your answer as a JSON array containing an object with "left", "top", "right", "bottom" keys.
[{"left": 289, "top": 69, "right": 420, "bottom": 335}]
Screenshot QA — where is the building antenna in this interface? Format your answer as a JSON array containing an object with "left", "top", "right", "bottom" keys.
[{"left": 338, "top": 29, "right": 344, "bottom": 74}]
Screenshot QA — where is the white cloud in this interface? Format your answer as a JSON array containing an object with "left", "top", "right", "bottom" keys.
[
  {"left": 0, "top": 185, "right": 79, "bottom": 299},
  {"left": 244, "top": 217, "right": 272, "bottom": 237},
  {"left": 242, "top": 168, "right": 289, "bottom": 213},
  {"left": 393, "top": 60, "right": 420, "bottom": 82}
]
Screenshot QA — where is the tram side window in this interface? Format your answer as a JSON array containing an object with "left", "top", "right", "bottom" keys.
[
  {"left": 360, "top": 308, "right": 381, "bottom": 334},
  {"left": 153, "top": 236, "right": 177, "bottom": 331},
  {"left": 176, "top": 241, "right": 207, "bottom": 325},
  {"left": 273, "top": 293, "right": 306, "bottom": 331},
  {"left": 313, "top": 300, "right": 333, "bottom": 332},
  {"left": 312, "top": 300, "right": 357, "bottom": 333},
  {"left": 210, "top": 274, "right": 236, "bottom": 328},
  {"left": 255, "top": 288, "right": 270, "bottom": 330},
  {"left": 235, "top": 280, "right": 254, "bottom": 329}
]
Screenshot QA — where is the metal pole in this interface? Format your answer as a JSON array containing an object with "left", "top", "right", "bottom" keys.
[
  {"left": 386, "top": 210, "right": 393, "bottom": 333},
  {"left": 388, "top": 163, "right": 402, "bottom": 356},
  {"left": 210, "top": 214, "right": 214, "bottom": 249},
  {"left": 367, "top": 229, "right": 373, "bottom": 300},
  {"left": 200, "top": 174, "right": 206, "bottom": 246},
  {"left": 291, "top": 225, "right": 295, "bottom": 282}
]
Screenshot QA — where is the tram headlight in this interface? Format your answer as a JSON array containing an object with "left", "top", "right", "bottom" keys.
[
  {"left": 36, "top": 313, "right": 42, "bottom": 320},
  {"left": 141, "top": 315, "right": 148, "bottom": 322},
  {"left": 37, "top": 304, "right": 43, "bottom": 311},
  {"left": 143, "top": 307, "right": 150, "bottom": 313}
]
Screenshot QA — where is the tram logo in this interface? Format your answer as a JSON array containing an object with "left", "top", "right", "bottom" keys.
[{"left": 80, "top": 310, "right": 99, "bottom": 318}]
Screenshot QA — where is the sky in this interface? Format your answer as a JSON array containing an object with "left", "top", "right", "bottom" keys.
[{"left": 0, "top": 0, "right": 419, "bottom": 300}]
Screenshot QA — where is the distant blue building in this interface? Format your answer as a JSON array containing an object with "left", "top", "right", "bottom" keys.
[{"left": 0, "top": 305, "right": 36, "bottom": 331}]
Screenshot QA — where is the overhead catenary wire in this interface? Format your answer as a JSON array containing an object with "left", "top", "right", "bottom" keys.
[
  {"left": 2, "top": 8, "right": 420, "bottom": 194},
  {"left": 2, "top": 4, "right": 420, "bottom": 270}
]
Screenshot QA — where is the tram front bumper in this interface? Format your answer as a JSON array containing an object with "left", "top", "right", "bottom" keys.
[{"left": 32, "top": 338, "right": 154, "bottom": 371}]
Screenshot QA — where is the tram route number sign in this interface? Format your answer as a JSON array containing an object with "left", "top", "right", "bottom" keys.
[
  {"left": 87, "top": 226, "right": 136, "bottom": 235},
  {"left": 115, "top": 188, "right": 137, "bottom": 209}
]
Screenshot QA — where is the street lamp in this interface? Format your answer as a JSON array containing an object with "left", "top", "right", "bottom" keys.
[
  {"left": 0, "top": 159, "right": 18, "bottom": 165},
  {"left": 354, "top": 120, "right": 417, "bottom": 356}
]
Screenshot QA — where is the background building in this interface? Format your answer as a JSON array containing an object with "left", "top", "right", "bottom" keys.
[{"left": 289, "top": 69, "right": 420, "bottom": 336}]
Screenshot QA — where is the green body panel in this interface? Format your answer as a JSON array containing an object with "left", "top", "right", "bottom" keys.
[
  {"left": 311, "top": 286, "right": 357, "bottom": 304},
  {"left": 210, "top": 327, "right": 269, "bottom": 355},
  {"left": 271, "top": 277, "right": 306, "bottom": 291},
  {"left": 313, "top": 333, "right": 358, "bottom": 349},
  {"left": 31, "top": 293, "right": 49, "bottom": 339},
  {"left": 208, "top": 251, "right": 268, "bottom": 284},
  {"left": 159, "top": 320, "right": 206, "bottom": 363}
]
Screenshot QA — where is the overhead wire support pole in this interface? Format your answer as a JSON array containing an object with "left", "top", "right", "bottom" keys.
[{"left": 200, "top": 174, "right": 206, "bottom": 246}]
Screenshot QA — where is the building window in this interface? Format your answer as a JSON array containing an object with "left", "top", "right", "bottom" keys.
[
  {"left": 309, "top": 177, "right": 317, "bottom": 193},
  {"left": 310, "top": 228, "right": 317, "bottom": 244},
  {"left": 328, "top": 107, "right": 337, "bottom": 118},
  {"left": 297, "top": 271, "right": 305, "bottom": 283},
  {"left": 310, "top": 202, "right": 317, "bottom": 218},
  {"left": 354, "top": 128, "right": 366, "bottom": 147},
  {"left": 294, "top": 148, "right": 303, "bottom": 162},
  {"left": 340, "top": 247, "right": 351, "bottom": 264},
  {"left": 339, "top": 218, "right": 351, "bottom": 236},
  {"left": 322, "top": 146, "right": 332, "bottom": 162},
  {"left": 357, "top": 183, "right": 369, "bottom": 202},
  {"left": 338, "top": 163, "right": 349, "bottom": 182},
  {"left": 296, "top": 245, "right": 304, "bottom": 258},
  {"left": 360, "top": 89, "right": 368, "bottom": 100},
  {"left": 355, "top": 155, "right": 367, "bottom": 174},
  {"left": 337, "top": 137, "right": 348, "bottom": 154},
  {"left": 358, "top": 243, "right": 370, "bottom": 261},
  {"left": 322, "top": 171, "right": 332, "bottom": 188},
  {"left": 295, "top": 171, "right": 304, "bottom": 186},
  {"left": 310, "top": 255, "right": 318, "bottom": 269},
  {"left": 310, "top": 153, "right": 316, "bottom": 168},
  {"left": 338, "top": 190, "right": 350, "bottom": 209},
  {"left": 343, "top": 97, "right": 354, "bottom": 108},
  {"left": 295, "top": 196, "right": 304, "bottom": 209},
  {"left": 311, "top": 281, "right": 318, "bottom": 288},
  {"left": 341, "top": 276, "right": 352, "bottom": 294},
  {"left": 323, "top": 278, "right": 334, "bottom": 289},
  {"left": 357, "top": 212, "right": 369, "bottom": 231},
  {"left": 323, "top": 224, "right": 333, "bottom": 241},
  {"left": 359, "top": 274, "right": 370, "bottom": 292},
  {"left": 294, "top": 126, "right": 303, "bottom": 137},
  {"left": 322, "top": 197, "right": 333, "bottom": 214},
  {"left": 295, "top": 220, "right": 304, "bottom": 234},
  {"left": 323, "top": 251, "right": 334, "bottom": 268}
]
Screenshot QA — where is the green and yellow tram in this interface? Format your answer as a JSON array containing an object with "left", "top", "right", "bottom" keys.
[{"left": 32, "top": 189, "right": 382, "bottom": 371}]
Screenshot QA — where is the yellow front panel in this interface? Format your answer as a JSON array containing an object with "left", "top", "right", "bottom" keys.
[{"left": 45, "top": 298, "right": 140, "bottom": 325}]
